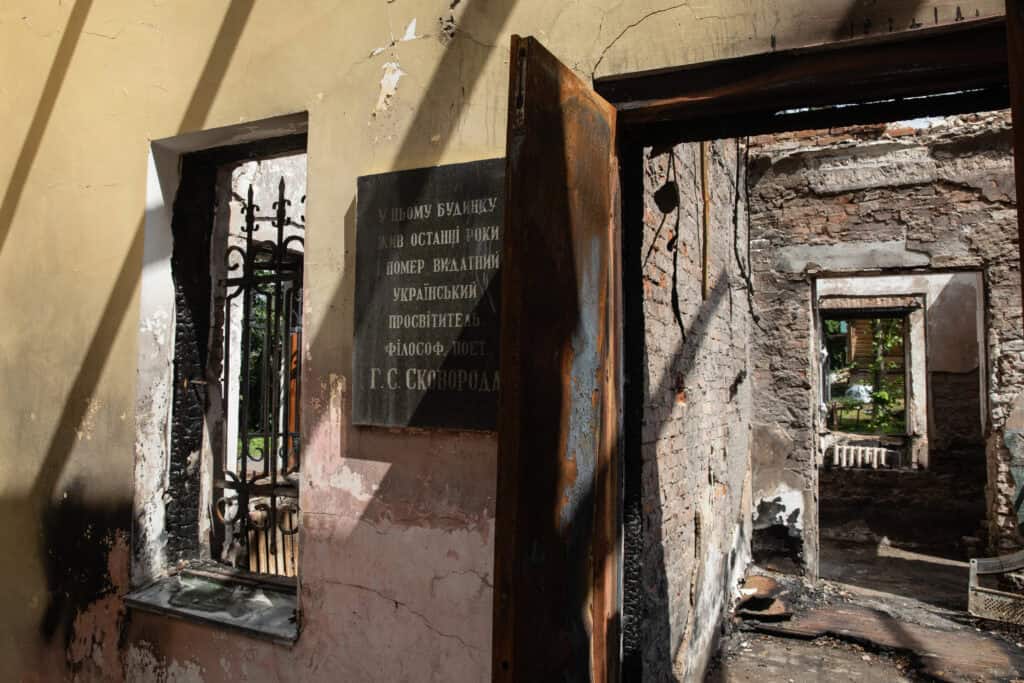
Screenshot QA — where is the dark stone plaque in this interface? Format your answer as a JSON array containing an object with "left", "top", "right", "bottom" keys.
[{"left": 353, "top": 158, "right": 504, "bottom": 430}]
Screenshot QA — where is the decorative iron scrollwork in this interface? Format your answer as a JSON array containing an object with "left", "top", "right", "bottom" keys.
[{"left": 215, "top": 177, "right": 303, "bottom": 577}]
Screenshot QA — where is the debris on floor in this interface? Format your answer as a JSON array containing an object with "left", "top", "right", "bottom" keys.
[
  {"left": 709, "top": 565, "right": 1024, "bottom": 682},
  {"left": 755, "top": 603, "right": 1023, "bottom": 681},
  {"left": 706, "top": 631, "right": 920, "bottom": 682},
  {"left": 736, "top": 574, "right": 792, "bottom": 622}
]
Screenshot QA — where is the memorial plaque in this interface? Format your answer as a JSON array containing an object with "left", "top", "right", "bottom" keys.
[{"left": 353, "top": 158, "right": 504, "bottom": 430}]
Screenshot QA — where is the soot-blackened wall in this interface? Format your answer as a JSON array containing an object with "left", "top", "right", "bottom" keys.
[{"left": 636, "top": 139, "right": 753, "bottom": 680}]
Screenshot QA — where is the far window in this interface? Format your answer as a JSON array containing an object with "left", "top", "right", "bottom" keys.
[
  {"left": 824, "top": 314, "right": 907, "bottom": 436},
  {"left": 816, "top": 289, "right": 928, "bottom": 470}
]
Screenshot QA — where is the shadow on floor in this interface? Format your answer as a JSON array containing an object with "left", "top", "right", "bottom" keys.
[{"left": 819, "top": 538, "right": 970, "bottom": 611}]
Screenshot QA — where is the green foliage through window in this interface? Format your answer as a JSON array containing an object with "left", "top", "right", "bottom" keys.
[{"left": 825, "top": 315, "right": 906, "bottom": 435}]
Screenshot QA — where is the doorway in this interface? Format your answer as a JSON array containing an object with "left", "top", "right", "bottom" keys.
[
  {"left": 496, "top": 15, "right": 1023, "bottom": 681},
  {"left": 811, "top": 271, "right": 990, "bottom": 608}
]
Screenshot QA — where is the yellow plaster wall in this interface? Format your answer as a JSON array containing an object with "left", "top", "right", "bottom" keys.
[{"left": 0, "top": 0, "right": 1004, "bottom": 680}]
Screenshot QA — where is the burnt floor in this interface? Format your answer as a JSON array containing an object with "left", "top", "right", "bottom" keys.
[
  {"left": 709, "top": 448, "right": 1024, "bottom": 682},
  {"left": 708, "top": 631, "right": 923, "bottom": 682},
  {"left": 707, "top": 566, "right": 1024, "bottom": 682}
]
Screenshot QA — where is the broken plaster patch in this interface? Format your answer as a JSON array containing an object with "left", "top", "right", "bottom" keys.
[
  {"left": 369, "top": 18, "right": 420, "bottom": 57},
  {"left": 753, "top": 485, "right": 804, "bottom": 530},
  {"left": 328, "top": 463, "right": 386, "bottom": 502},
  {"left": 375, "top": 61, "right": 405, "bottom": 113},
  {"left": 401, "top": 18, "right": 419, "bottom": 41},
  {"left": 124, "top": 640, "right": 205, "bottom": 683}
]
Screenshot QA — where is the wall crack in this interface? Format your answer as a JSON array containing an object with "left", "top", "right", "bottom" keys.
[
  {"left": 591, "top": 2, "right": 690, "bottom": 79},
  {"left": 323, "top": 580, "right": 481, "bottom": 652}
]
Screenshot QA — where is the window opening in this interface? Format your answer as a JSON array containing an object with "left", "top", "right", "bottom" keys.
[
  {"left": 824, "top": 314, "right": 908, "bottom": 437},
  {"left": 215, "top": 177, "right": 304, "bottom": 578}
]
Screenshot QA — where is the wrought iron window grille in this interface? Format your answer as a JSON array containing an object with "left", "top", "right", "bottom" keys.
[{"left": 214, "top": 177, "right": 304, "bottom": 578}]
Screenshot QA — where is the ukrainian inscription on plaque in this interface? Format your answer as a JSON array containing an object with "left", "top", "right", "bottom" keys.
[{"left": 353, "top": 158, "right": 504, "bottom": 430}]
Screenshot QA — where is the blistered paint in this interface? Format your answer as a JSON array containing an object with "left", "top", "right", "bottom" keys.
[{"left": 560, "top": 235, "right": 602, "bottom": 531}]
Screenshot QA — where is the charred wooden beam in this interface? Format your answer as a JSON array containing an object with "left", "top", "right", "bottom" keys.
[{"left": 597, "top": 17, "right": 1009, "bottom": 135}]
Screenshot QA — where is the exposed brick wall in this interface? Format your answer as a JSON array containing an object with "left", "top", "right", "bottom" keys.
[
  {"left": 638, "top": 139, "right": 752, "bottom": 680},
  {"left": 748, "top": 111, "right": 1024, "bottom": 557}
]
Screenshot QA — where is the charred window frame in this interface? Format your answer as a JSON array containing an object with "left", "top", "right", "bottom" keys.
[
  {"left": 163, "top": 134, "right": 307, "bottom": 584},
  {"left": 127, "top": 123, "right": 307, "bottom": 643}
]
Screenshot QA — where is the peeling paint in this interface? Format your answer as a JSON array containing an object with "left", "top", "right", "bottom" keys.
[
  {"left": 375, "top": 61, "right": 406, "bottom": 113},
  {"left": 139, "top": 309, "right": 172, "bottom": 353},
  {"left": 401, "top": 18, "right": 419, "bottom": 41}
]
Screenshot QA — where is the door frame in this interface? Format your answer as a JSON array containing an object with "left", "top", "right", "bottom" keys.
[
  {"left": 596, "top": 16, "right": 1011, "bottom": 145},
  {"left": 601, "top": 10, "right": 1018, "bottom": 680}
]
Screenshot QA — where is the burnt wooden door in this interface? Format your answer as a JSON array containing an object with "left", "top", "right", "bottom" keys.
[{"left": 493, "top": 35, "right": 622, "bottom": 682}]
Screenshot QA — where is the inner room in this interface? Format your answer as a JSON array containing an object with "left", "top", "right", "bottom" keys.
[{"left": 748, "top": 112, "right": 1013, "bottom": 610}]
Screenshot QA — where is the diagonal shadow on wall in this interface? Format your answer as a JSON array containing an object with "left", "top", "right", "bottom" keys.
[
  {"left": 0, "top": 0, "right": 94, "bottom": 254},
  {"left": 0, "top": 0, "right": 258, "bottom": 659},
  {"left": 290, "top": 1, "right": 520, "bottom": 674},
  {"left": 8, "top": 0, "right": 521, "bottom": 674}
]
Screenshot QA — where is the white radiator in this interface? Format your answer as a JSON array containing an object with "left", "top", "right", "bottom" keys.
[{"left": 830, "top": 444, "right": 901, "bottom": 469}]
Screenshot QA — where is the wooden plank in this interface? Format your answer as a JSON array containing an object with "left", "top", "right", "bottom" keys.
[
  {"left": 596, "top": 17, "right": 1008, "bottom": 128},
  {"left": 1008, "top": 0, "right": 1024, "bottom": 309}
]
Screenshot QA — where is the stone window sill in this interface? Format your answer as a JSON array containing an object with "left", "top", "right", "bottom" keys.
[{"left": 125, "top": 570, "right": 299, "bottom": 644}]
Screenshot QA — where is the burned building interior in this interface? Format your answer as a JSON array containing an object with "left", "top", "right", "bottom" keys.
[
  {"left": 11, "top": 4, "right": 1024, "bottom": 683},
  {"left": 748, "top": 114, "right": 1015, "bottom": 590},
  {"left": 620, "top": 106, "right": 1024, "bottom": 679}
]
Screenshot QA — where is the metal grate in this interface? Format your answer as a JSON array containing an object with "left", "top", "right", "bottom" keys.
[{"left": 214, "top": 178, "right": 303, "bottom": 577}]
